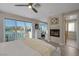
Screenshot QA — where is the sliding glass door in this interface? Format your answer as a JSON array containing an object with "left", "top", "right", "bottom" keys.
[
  {"left": 25, "top": 22, "right": 32, "bottom": 38},
  {"left": 39, "top": 23, "right": 48, "bottom": 40},
  {"left": 4, "top": 19, "right": 16, "bottom": 42},
  {"left": 16, "top": 21, "right": 25, "bottom": 40},
  {"left": 16, "top": 21, "right": 32, "bottom": 40},
  {"left": 4, "top": 18, "right": 32, "bottom": 42}
]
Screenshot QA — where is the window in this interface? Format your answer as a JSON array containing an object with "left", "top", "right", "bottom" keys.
[
  {"left": 39, "top": 22, "right": 48, "bottom": 39},
  {"left": 25, "top": 22, "right": 32, "bottom": 38},
  {"left": 4, "top": 19, "right": 16, "bottom": 41},
  {"left": 39, "top": 23, "right": 48, "bottom": 33},
  {"left": 4, "top": 18, "right": 32, "bottom": 42},
  {"left": 68, "top": 22, "right": 75, "bottom": 32},
  {"left": 66, "top": 14, "right": 77, "bottom": 20},
  {"left": 16, "top": 21, "right": 25, "bottom": 40}
]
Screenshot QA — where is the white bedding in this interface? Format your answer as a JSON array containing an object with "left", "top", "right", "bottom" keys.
[
  {"left": 0, "top": 40, "right": 41, "bottom": 56},
  {"left": 0, "top": 39, "right": 60, "bottom": 56}
]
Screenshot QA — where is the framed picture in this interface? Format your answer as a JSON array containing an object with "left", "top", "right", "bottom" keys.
[
  {"left": 51, "top": 17, "right": 59, "bottom": 25},
  {"left": 35, "top": 24, "right": 39, "bottom": 29}
]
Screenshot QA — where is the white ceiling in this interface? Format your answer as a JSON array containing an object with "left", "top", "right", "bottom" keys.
[{"left": 0, "top": 3, "right": 79, "bottom": 22}]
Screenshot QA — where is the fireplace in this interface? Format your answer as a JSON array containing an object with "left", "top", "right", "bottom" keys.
[{"left": 50, "top": 29, "right": 60, "bottom": 37}]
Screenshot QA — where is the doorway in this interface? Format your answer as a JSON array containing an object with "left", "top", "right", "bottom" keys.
[{"left": 65, "top": 14, "right": 78, "bottom": 48}]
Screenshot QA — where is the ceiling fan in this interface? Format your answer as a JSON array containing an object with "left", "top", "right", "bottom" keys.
[{"left": 15, "top": 3, "right": 40, "bottom": 13}]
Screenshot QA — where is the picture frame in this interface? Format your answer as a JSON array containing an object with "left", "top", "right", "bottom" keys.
[{"left": 35, "top": 24, "right": 39, "bottom": 29}]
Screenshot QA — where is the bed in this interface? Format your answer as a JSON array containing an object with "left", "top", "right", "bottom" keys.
[{"left": 0, "top": 38, "right": 60, "bottom": 56}]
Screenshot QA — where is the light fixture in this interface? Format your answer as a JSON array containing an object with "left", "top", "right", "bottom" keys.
[{"left": 28, "top": 5, "right": 32, "bottom": 8}]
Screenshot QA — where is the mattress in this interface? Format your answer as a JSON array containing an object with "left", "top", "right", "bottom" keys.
[
  {"left": 0, "top": 39, "right": 58, "bottom": 56},
  {"left": 0, "top": 40, "right": 41, "bottom": 56}
]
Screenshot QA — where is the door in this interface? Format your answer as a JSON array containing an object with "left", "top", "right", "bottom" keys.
[
  {"left": 65, "top": 14, "right": 77, "bottom": 44},
  {"left": 4, "top": 19, "right": 33, "bottom": 42},
  {"left": 67, "top": 21, "right": 76, "bottom": 40},
  {"left": 39, "top": 23, "right": 48, "bottom": 40},
  {"left": 16, "top": 21, "right": 25, "bottom": 40},
  {"left": 4, "top": 19, "right": 16, "bottom": 42},
  {"left": 25, "top": 22, "right": 32, "bottom": 39}
]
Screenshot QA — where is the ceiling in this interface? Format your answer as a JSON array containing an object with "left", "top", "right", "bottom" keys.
[{"left": 0, "top": 3, "right": 79, "bottom": 22}]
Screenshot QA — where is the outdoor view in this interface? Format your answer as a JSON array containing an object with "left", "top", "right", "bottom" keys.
[
  {"left": 39, "top": 23, "right": 48, "bottom": 39},
  {"left": 4, "top": 18, "right": 32, "bottom": 42}
]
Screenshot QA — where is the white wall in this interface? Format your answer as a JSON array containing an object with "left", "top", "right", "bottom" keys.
[
  {"left": 0, "top": 16, "right": 4, "bottom": 42},
  {"left": 76, "top": 13, "right": 79, "bottom": 48}
]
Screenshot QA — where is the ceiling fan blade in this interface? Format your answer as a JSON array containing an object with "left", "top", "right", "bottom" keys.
[
  {"left": 29, "top": 3, "right": 33, "bottom": 6},
  {"left": 32, "top": 7, "right": 38, "bottom": 13},
  {"left": 15, "top": 5, "right": 29, "bottom": 6}
]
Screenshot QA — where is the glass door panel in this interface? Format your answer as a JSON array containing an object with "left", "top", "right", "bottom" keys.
[
  {"left": 16, "top": 21, "right": 25, "bottom": 40},
  {"left": 25, "top": 22, "right": 32, "bottom": 38},
  {"left": 39, "top": 23, "right": 48, "bottom": 39},
  {"left": 4, "top": 19, "right": 16, "bottom": 42},
  {"left": 39, "top": 23, "right": 48, "bottom": 32}
]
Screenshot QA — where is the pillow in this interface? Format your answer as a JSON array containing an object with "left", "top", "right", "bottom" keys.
[{"left": 24, "top": 38, "right": 56, "bottom": 56}]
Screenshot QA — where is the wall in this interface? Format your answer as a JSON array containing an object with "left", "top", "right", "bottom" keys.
[
  {"left": 76, "top": 12, "right": 79, "bottom": 48},
  {"left": 0, "top": 15, "right": 4, "bottom": 42},
  {"left": 0, "top": 11, "right": 42, "bottom": 42},
  {"left": 47, "top": 15, "right": 65, "bottom": 45},
  {"left": 47, "top": 10, "right": 79, "bottom": 46}
]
